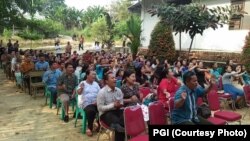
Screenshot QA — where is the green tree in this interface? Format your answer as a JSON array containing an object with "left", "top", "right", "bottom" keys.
[
  {"left": 0, "top": 0, "right": 28, "bottom": 33},
  {"left": 0, "top": 0, "right": 66, "bottom": 34},
  {"left": 114, "top": 20, "right": 129, "bottom": 38},
  {"left": 27, "top": 19, "right": 64, "bottom": 37},
  {"left": 109, "top": 0, "right": 133, "bottom": 21},
  {"left": 91, "top": 16, "right": 114, "bottom": 49},
  {"left": 149, "top": 3, "right": 245, "bottom": 57},
  {"left": 44, "top": 5, "right": 83, "bottom": 30},
  {"left": 82, "top": 6, "right": 106, "bottom": 26},
  {"left": 148, "top": 21, "right": 176, "bottom": 62},
  {"left": 241, "top": 31, "right": 250, "bottom": 72},
  {"left": 126, "top": 15, "right": 141, "bottom": 59}
]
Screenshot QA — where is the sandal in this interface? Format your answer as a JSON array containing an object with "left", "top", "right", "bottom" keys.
[{"left": 86, "top": 129, "right": 93, "bottom": 137}]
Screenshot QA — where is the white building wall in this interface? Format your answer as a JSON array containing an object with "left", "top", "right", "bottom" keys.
[
  {"left": 141, "top": 0, "right": 250, "bottom": 53},
  {"left": 141, "top": 0, "right": 161, "bottom": 47}
]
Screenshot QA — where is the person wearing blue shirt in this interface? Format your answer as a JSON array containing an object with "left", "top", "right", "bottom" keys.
[
  {"left": 43, "top": 61, "right": 62, "bottom": 108},
  {"left": 242, "top": 66, "right": 250, "bottom": 85},
  {"left": 210, "top": 62, "right": 221, "bottom": 83},
  {"left": 172, "top": 71, "right": 213, "bottom": 125},
  {"left": 96, "top": 58, "right": 110, "bottom": 80},
  {"left": 35, "top": 54, "right": 49, "bottom": 71}
]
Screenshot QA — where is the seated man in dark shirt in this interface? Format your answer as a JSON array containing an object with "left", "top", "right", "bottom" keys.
[{"left": 57, "top": 63, "right": 78, "bottom": 122}]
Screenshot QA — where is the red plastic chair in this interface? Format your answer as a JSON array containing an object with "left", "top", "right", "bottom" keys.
[
  {"left": 243, "top": 85, "right": 250, "bottom": 119},
  {"left": 139, "top": 87, "right": 151, "bottom": 99},
  {"left": 124, "top": 106, "right": 149, "bottom": 141},
  {"left": 148, "top": 102, "right": 167, "bottom": 125},
  {"left": 197, "top": 97, "right": 227, "bottom": 125},
  {"left": 207, "top": 90, "right": 241, "bottom": 124},
  {"left": 212, "top": 81, "right": 236, "bottom": 110}
]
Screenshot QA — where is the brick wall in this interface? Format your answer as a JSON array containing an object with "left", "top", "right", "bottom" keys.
[{"left": 178, "top": 50, "right": 242, "bottom": 63}]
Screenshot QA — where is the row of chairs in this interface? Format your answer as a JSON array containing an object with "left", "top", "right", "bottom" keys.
[
  {"left": 170, "top": 89, "right": 243, "bottom": 125},
  {"left": 139, "top": 86, "right": 248, "bottom": 125},
  {"left": 45, "top": 84, "right": 250, "bottom": 140}
]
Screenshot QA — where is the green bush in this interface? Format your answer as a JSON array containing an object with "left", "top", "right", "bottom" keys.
[
  {"left": 18, "top": 29, "right": 44, "bottom": 40},
  {"left": 83, "top": 26, "right": 92, "bottom": 38},
  {"left": 148, "top": 21, "right": 176, "bottom": 62},
  {"left": 26, "top": 19, "right": 63, "bottom": 38},
  {"left": 241, "top": 31, "right": 250, "bottom": 72},
  {"left": 3, "top": 28, "right": 12, "bottom": 39},
  {"left": 114, "top": 20, "right": 128, "bottom": 38}
]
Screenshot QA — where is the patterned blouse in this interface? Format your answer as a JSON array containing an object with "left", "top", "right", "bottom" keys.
[
  {"left": 121, "top": 83, "right": 140, "bottom": 107},
  {"left": 57, "top": 73, "right": 78, "bottom": 95}
]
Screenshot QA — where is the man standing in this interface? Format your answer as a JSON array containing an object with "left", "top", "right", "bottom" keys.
[
  {"left": 172, "top": 71, "right": 213, "bottom": 125},
  {"left": 43, "top": 61, "right": 62, "bottom": 108},
  {"left": 0, "top": 40, "right": 5, "bottom": 68},
  {"left": 7, "top": 39, "right": 13, "bottom": 54},
  {"left": 13, "top": 40, "right": 19, "bottom": 53},
  {"left": 79, "top": 35, "right": 84, "bottom": 51},
  {"left": 97, "top": 72, "right": 125, "bottom": 141},
  {"left": 57, "top": 63, "right": 78, "bottom": 122},
  {"left": 65, "top": 41, "right": 72, "bottom": 56},
  {"left": 35, "top": 54, "right": 49, "bottom": 71},
  {"left": 55, "top": 35, "right": 60, "bottom": 46}
]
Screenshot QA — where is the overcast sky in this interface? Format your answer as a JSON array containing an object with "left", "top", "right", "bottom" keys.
[{"left": 65, "top": 0, "right": 117, "bottom": 10}]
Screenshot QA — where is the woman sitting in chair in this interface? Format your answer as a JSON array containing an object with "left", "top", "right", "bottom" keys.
[
  {"left": 222, "top": 65, "right": 245, "bottom": 108},
  {"left": 121, "top": 70, "right": 152, "bottom": 122},
  {"left": 77, "top": 70, "right": 100, "bottom": 136},
  {"left": 157, "top": 68, "right": 181, "bottom": 109},
  {"left": 121, "top": 70, "right": 141, "bottom": 107}
]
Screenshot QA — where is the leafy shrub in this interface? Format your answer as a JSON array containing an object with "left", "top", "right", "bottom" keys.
[
  {"left": 148, "top": 21, "right": 176, "bottom": 62},
  {"left": 3, "top": 28, "right": 12, "bottom": 38},
  {"left": 26, "top": 19, "right": 63, "bottom": 38},
  {"left": 241, "top": 31, "right": 250, "bottom": 72},
  {"left": 18, "top": 29, "right": 44, "bottom": 40}
]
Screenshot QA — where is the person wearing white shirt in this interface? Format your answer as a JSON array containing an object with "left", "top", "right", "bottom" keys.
[
  {"left": 77, "top": 70, "right": 100, "bottom": 136},
  {"left": 55, "top": 43, "right": 63, "bottom": 58}
]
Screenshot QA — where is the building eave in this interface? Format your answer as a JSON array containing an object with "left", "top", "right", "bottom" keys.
[{"left": 128, "top": 2, "right": 142, "bottom": 13}]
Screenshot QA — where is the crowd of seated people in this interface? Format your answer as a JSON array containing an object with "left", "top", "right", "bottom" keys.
[{"left": 1, "top": 39, "right": 250, "bottom": 141}]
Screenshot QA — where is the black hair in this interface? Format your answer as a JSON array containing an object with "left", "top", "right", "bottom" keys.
[
  {"left": 116, "top": 69, "right": 124, "bottom": 77},
  {"left": 222, "top": 65, "right": 231, "bottom": 75},
  {"left": 122, "top": 70, "right": 135, "bottom": 83},
  {"left": 135, "top": 66, "right": 142, "bottom": 77},
  {"left": 65, "top": 62, "right": 73, "bottom": 68},
  {"left": 81, "top": 63, "right": 89, "bottom": 74},
  {"left": 159, "top": 67, "right": 169, "bottom": 83},
  {"left": 103, "top": 71, "right": 113, "bottom": 81},
  {"left": 103, "top": 67, "right": 110, "bottom": 78},
  {"left": 83, "top": 69, "right": 91, "bottom": 80},
  {"left": 49, "top": 61, "right": 56, "bottom": 67},
  {"left": 39, "top": 53, "right": 45, "bottom": 58},
  {"left": 183, "top": 71, "right": 196, "bottom": 85}
]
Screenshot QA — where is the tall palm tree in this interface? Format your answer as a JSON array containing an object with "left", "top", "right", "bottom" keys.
[{"left": 126, "top": 15, "right": 141, "bottom": 59}]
